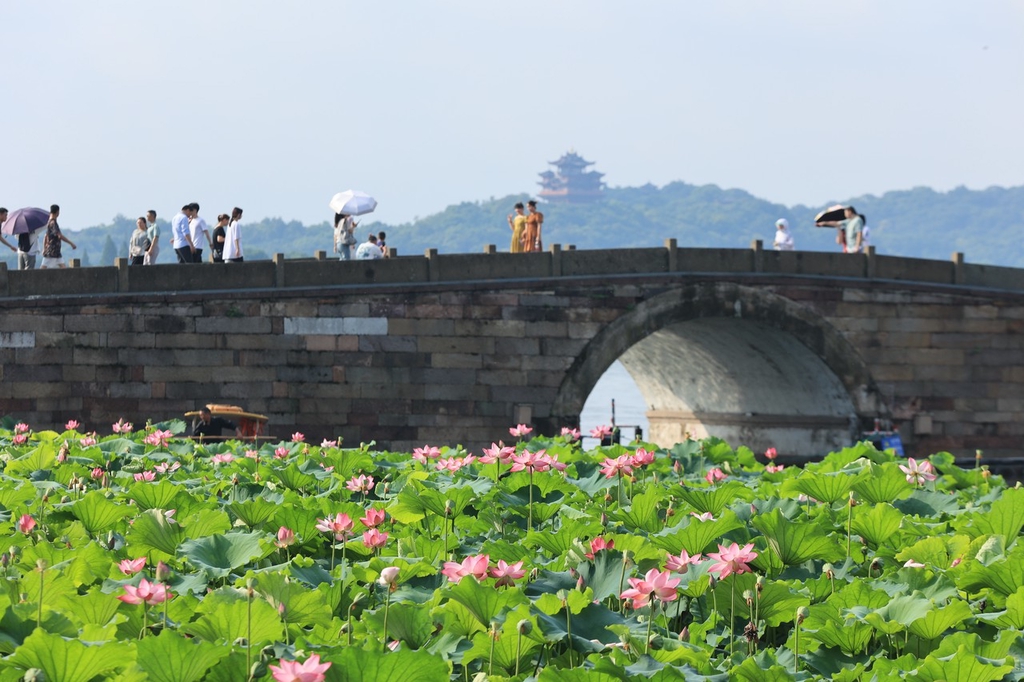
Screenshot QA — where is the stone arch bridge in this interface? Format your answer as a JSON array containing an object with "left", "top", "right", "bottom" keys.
[{"left": 0, "top": 242, "right": 1022, "bottom": 461}]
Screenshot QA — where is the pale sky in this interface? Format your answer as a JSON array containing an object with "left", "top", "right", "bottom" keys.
[{"left": 2, "top": 1, "right": 1021, "bottom": 228}]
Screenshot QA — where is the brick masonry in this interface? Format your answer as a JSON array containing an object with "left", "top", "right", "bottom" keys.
[{"left": 0, "top": 247, "right": 1023, "bottom": 458}]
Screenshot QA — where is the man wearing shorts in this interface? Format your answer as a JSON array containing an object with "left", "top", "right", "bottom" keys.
[{"left": 40, "top": 205, "right": 77, "bottom": 269}]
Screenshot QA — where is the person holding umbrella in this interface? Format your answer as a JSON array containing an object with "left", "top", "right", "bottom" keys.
[
  {"left": 817, "top": 206, "right": 865, "bottom": 254},
  {"left": 334, "top": 213, "right": 357, "bottom": 261},
  {"left": 329, "top": 190, "right": 377, "bottom": 261},
  {"left": 1, "top": 207, "right": 51, "bottom": 269}
]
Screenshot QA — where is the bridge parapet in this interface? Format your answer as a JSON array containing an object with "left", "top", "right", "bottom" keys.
[{"left": 0, "top": 244, "right": 1015, "bottom": 299}]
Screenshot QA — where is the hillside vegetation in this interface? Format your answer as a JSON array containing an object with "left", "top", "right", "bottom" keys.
[{"left": 8, "top": 182, "right": 1023, "bottom": 269}]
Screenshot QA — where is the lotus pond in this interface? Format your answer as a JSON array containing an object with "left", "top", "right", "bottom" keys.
[{"left": 0, "top": 419, "right": 1021, "bottom": 681}]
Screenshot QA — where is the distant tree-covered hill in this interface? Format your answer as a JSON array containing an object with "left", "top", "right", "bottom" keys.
[{"left": 5, "top": 182, "right": 1022, "bottom": 269}]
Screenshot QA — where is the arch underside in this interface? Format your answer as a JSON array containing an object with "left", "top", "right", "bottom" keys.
[{"left": 553, "top": 282, "right": 883, "bottom": 457}]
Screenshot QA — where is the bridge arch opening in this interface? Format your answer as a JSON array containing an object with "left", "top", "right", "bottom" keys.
[{"left": 553, "top": 282, "right": 884, "bottom": 457}]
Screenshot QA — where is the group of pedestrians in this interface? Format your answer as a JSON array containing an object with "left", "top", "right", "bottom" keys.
[
  {"left": 772, "top": 206, "right": 871, "bottom": 253},
  {"left": 333, "top": 213, "right": 388, "bottom": 260},
  {"left": 0, "top": 204, "right": 77, "bottom": 269},
  {"left": 169, "top": 204, "right": 244, "bottom": 264},
  {"left": 507, "top": 200, "right": 544, "bottom": 253}
]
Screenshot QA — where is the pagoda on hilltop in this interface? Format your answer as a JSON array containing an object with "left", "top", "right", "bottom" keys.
[{"left": 538, "top": 150, "right": 605, "bottom": 203}]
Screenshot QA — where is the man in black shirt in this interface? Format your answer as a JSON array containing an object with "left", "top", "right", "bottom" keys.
[{"left": 192, "top": 407, "right": 240, "bottom": 440}]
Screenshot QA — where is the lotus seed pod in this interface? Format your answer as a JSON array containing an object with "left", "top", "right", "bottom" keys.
[
  {"left": 822, "top": 563, "right": 835, "bottom": 579},
  {"left": 517, "top": 619, "right": 532, "bottom": 635},
  {"left": 23, "top": 668, "right": 46, "bottom": 682},
  {"left": 742, "top": 589, "right": 753, "bottom": 605},
  {"left": 796, "top": 606, "right": 809, "bottom": 623},
  {"left": 755, "top": 575, "right": 766, "bottom": 590}
]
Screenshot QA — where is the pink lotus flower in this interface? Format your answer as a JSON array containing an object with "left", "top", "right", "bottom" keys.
[
  {"left": 276, "top": 526, "right": 296, "bottom": 548},
  {"left": 441, "top": 554, "right": 490, "bottom": 584},
  {"left": 90, "top": 467, "right": 105, "bottom": 480},
  {"left": 320, "top": 439, "right": 337, "bottom": 448},
  {"left": 586, "top": 536, "right": 614, "bottom": 560},
  {"left": 509, "top": 449, "right": 551, "bottom": 473},
  {"left": 80, "top": 435, "right": 97, "bottom": 447},
  {"left": 118, "top": 557, "right": 147, "bottom": 575},
  {"left": 211, "top": 453, "right": 235, "bottom": 465},
  {"left": 620, "top": 568, "right": 680, "bottom": 609},
  {"left": 290, "top": 431, "right": 305, "bottom": 443},
  {"left": 14, "top": 422, "right": 29, "bottom": 434},
  {"left": 691, "top": 511, "right": 714, "bottom": 522},
  {"left": 560, "top": 427, "right": 581, "bottom": 440},
  {"left": 117, "top": 578, "right": 172, "bottom": 605},
  {"left": 666, "top": 550, "right": 702, "bottom": 573},
  {"left": 903, "top": 560, "right": 925, "bottom": 568},
  {"left": 436, "top": 455, "right": 475, "bottom": 472},
  {"left": 269, "top": 654, "right": 331, "bottom": 682},
  {"left": 509, "top": 424, "right": 533, "bottom": 438},
  {"left": 631, "top": 448, "right": 655, "bottom": 467},
  {"left": 707, "top": 542, "right": 758, "bottom": 580},
  {"left": 153, "top": 461, "right": 181, "bottom": 474},
  {"left": 765, "top": 447, "right": 778, "bottom": 461},
  {"left": 489, "top": 560, "right": 526, "bottom": 587},
  {"left": 12, "top": 434, "right": 27, "bottom": 445},
  {"left": 412, "top": 445, "right": 441, "bottom": 463},
  {"left": 362, "top": 528, "right": 388, "bottom": 549},
  {"left": 765, "top": 464, "right": 785, "bottom": 474},
  {"left": 479, "top": 442, "right": 515, "bottom": 465},
  {"left": 274, "top": 447, "right": 290, "bottom": 459},
  {"left": 899, "top": 458, "right": 937, "bottom": 486},
  {"left": 134, "top": 471, "right": 156, "bottom": 482},
  {"left": 144, "top": 430, "right": 173, "bottom": 448},
  {"left": 346, "top": 474, "right": 374, "bottom": 494},
  {"left": 600, "top": 455, "right": 634, "bottom": 479},
  {"left": 245, "top": 449, "right": 260, "bottom": 459},
  {"left": 65, "top": 420, "right": 80, "bottom": 431},
  {"left": 319, "top": 463, "right": 334, "bottom": 472},
  {"left": 590, "top": 425, "right": 614, "bottom": 440},
  {"left": 112, "top": 419, "right": 133, "bottom": 434},
  {"left": 704, "top": 468, "right": 727, "bottom": 484},
  {"left": 360, "top": 508, "right": 386, "bottom": 528},
  {"left": 315, "top": 513, "right": 354, "bottom": 541},
  {"left": 17, "top": 514, "right": 36, "bottom": 534},
  {"left": 546, "top": 453, "right": 567, "bottom": 472}
]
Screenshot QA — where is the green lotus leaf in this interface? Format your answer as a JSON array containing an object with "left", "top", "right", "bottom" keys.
[
  {"left": 181, "top": 589, "right": 284, "bottom": 645},
  {"left": 322, "top": 448, "right": 375, "bottom": 481},
  {"left": 4, "top": 444, "right": 56, "bottom": 477},
  {"left": 850, "top": 502, "right": 904, "bottom": 548},
  {"left": 895, "top": 489, "right": 962, "bottom": 517},
  {"left": 731, "top": 654, "right": 794, "bottom": 682},
  {"left": 322, "top": 648, "right": 450, "bottom": 682},
  {"left": 179, "top": 531, "right": 267, "bottom": 579},
  {"left": 464, "top": 613, "right": 543, "bottom": 675},
  {"left": 126, "top": 508, "right": 186, "bottom": 558},
  {"left": 914, "top": 645, "right": 1013, "bottom": 682},
  {"left": 69, "top": 490, "right": 129, "bottom": 534},
  {"left": 8, "top": 628, "right": 131, "bottom": 682},
  {"left": 857, "top": 594, "right": 933, "bottom": 635},
  {"left": 653, "top": 509, "right": 744, "bottom": 556},
  {"left": 126, "top": 479, "right": 184, "bottom": 511},
  {"left": 0, "top": 481, "right": 37, "bottom": 511},
  {"left": 538, "top": 670, "right": 622, "bottom": 682},
  {"left": 361, "top": 601, "right": 435, "bottom": 649},
  {"left": 182, "top": 508, "right": 232, "bottom": 540},
  {"left": 98, "top": 438, "right": 145, "bottom": 456},
  {"left": 957, "top": 487, "right": 1024, "bottom": 547},
  {"left": 253, "top": 572, "right": 334, "bottom": 628},
  {"left": 135, "top": 628, "right": 230, "bottom": 682},
  {"left": 526, "top": 519, "right": 600, "bottom": 557},
  {"left": 228, "top": 497, "right": 279, "bottom": 527},
  {"left": 783, "top": 469, "right": 862, "bottom": 504},
  {"left": 611, "top": 487, "right": 664, "bottom": 533},
  {"left": 275, "top": 462, "right": 318, "bottom": 491},
  {"left": 533, "top": 600, "right": 629, "bottom": 652},
  {"left": 711, "top": 572, "right": 809, "bottom": 627},
  {"left": 575, "top": 550, "right": 629, "bottom": 603},
  {"left": 895, "top": 535, "right": 970, "bottom": 569},
  {"left": 802, "top": 582, "right": 890, "bottom": 655},
  {"left": 274, "top": 504, "right": 324, "bottom": 546},
  {"left": 956, "top": 550, "right": 1024, "bottom": 596},
  {"left": 64, "top": 541, "right": 115, "bottom": 587},
  {"left": 908, "top": 598, "right": 974, "bottom": 639},
  {"left": 676, "top": 481, "right": 752, "bottom": 515},
  {"left": 751, "top": 508, "right": 843, "bottom": 567},
  {"left": 445, "top": 577, "right": 528, "bottom": 628},
  {"left": 58, "top": 586, "right": 122, "bottom": 628}
]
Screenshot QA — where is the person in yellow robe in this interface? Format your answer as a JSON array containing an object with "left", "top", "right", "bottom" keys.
[{"left": 507, "top": 202, "right": 527, "bottom": 253}]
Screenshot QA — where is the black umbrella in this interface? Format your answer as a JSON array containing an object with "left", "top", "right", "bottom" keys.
[
  {"left": 814, "top": 204, "right": 847, "bottom": 226},
  {"left": 1, "top": 207, "right": 49, "bottom": 236}
]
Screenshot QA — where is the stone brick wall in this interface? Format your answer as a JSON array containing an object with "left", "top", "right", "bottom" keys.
[{"left": 0, "top": 246, "right": 1021, "bottom": 458}]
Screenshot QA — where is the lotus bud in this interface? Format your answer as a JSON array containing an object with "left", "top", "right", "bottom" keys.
[
  {"left": 0, "top": 553, "right": 7, "bottom": 568},
  {"left": 9, "top": 545, "right": 19, "bottom": 559},
  {"left": 822, "top": 563, "right": 835, "bottom": 580},
  {"left": 41, "top": 492, "right": 49, "bottom": 503},
  {"left": 982, "top": 468, "right": 991, "bottom": 479},
  {"left": 750, "top": 503, "right": 757, "bottom": 515},
  {"left": 156, "top": 561, "right": 172, "bottom": 582},
  {"left": 36, "top": 559, "right": 47, "bottom": 572},
  {"left": 796, "top": 606, "right": 809, "bottom": 624},
  {"left": 708, "top": 574, "right": 717, "bottom": 589},
  {"left": 517, "top": 619, "right": 532, "bottom": 635},
  {"left": 604, "top": 493, "right": 613, "bottom": 504},
  {"left": 23, "top": 668, "right": 46, "bottom": 682},
  {"left": 848, "top": 492, "right": 856, "bottom": 507},
  {"left": 378, "top": 566, "right": 400, "bottom": 587},
  {"left": 600, "top": 512, "right": 608, "bottom": 526},
  {"left": 743, "top": 589, "right": 753, "bottom": 607},
  {"left": 673, "top": 460, "right": 682, "bottom": 475},
  {"left": 678, "top": 626, "right": 689, "bottom": 641},
  {"left": 576, "top": 576, "right": 585, "bottom": 591}
]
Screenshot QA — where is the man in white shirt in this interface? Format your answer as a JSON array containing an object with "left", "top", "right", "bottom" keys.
[
  {"left": 224, "top": 207, "right": 244, "bottom": 262},
  {"left": 355, "top": 233, "right": 384, "bottom": 260},
  {"left": 188, "top": 202, "right": 211, "bottom": 263},
  {"left": 171, "top": 204, "right": 196, "bottom": 263}
]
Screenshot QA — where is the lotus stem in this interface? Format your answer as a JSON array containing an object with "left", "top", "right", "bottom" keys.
[
  {"left": 564, "top": 602, "right": 573, "bottom": 667},
  {"left": 382, "top": 588, "right": 392, "bottom": 653},
  {"left": 528, "top": 469, "right": 534, "bottom": 529},
  {"left": 846, "top": 492, "right": 854, "bottom": 560},
  {"left": 37, "top": 561, "right": 45, "bottom": 631},
  {"left": 488, "top": 621, "right": 497, "bottom": 674},
  {"left": 729, "top": 578, "right": 736, "bottom": 657}
]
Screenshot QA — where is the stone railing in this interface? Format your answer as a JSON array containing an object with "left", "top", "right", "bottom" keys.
[{"left": 0, "top": 241, "right": 1019, "bottom": 299}]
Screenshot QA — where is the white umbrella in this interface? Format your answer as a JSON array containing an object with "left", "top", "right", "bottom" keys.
[{"left": 329, "top": 190, "right": 377, "bottom": 216}]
